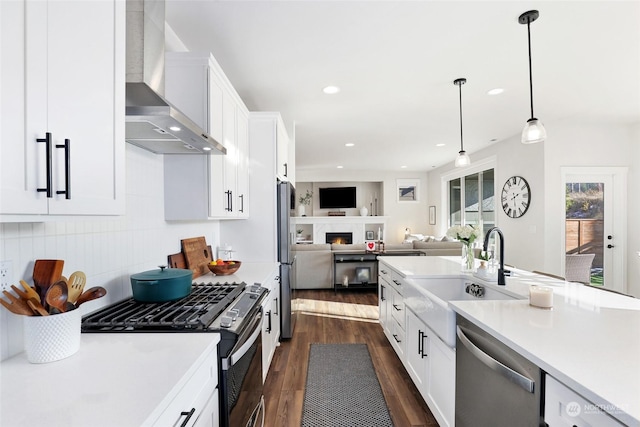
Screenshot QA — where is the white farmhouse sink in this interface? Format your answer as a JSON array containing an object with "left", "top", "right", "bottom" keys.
[{"left": 404, "top": 278, "right": 519, "bottom": 348}]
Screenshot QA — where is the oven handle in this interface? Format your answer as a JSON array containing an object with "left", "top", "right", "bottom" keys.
[{"left": 228, "top": 309, "right": 263, "bottom": 367}]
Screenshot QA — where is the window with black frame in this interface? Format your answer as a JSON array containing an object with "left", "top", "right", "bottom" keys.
[{"left": 449, "top": 168, "right": 495, "bottom": 237}]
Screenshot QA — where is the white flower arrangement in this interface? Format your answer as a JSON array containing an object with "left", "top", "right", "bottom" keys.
[{"left": 446, "top": 224, "right": 481, "bottom": 245}]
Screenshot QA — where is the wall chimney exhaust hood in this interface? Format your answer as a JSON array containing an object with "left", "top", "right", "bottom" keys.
[{"left": 125, "top": 0, "right": 225, "bottom": 155}]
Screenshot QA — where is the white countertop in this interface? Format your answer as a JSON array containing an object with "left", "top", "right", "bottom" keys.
[
  {"left": 378, "top": 256, "right": 640, "bottom": 426},
  {"left": 0, "top": 333, "right": 219, "bottom": 426},
  {"left": 0, "top": 262, "right": 279, "bottom": 426}
]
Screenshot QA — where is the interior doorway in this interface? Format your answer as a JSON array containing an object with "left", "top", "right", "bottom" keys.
[{"left": 561, "top": 167, "right": 627, "bottom": 293}]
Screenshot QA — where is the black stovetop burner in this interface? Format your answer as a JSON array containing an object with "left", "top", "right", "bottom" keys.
[{"left": 81, "top": 282, "right": 246, "bottom": 332}]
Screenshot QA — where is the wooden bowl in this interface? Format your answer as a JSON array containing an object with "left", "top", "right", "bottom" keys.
[{"left": 207, "top": 261, "right": 241, "bottom": 276}]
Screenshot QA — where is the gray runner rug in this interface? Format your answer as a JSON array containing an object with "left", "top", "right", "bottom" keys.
[{"left": 301, "top": 343, "right": 394, "bottom": 427}]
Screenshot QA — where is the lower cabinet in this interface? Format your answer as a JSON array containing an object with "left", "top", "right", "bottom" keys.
[
  {"left": 378, "top": 261, "right": 455, "bottom": 427},
  {"left": 405, "top": 308, "right": 455, "bottom": 427},
  {"left": 544, "top": 375, "right": 625, "bottom": 427},
  {"left": 261, "top": 272, "right": 281, "bottom": 382},
  {"left": 152, "top": 345, "right": 219, "bottom": 427}
]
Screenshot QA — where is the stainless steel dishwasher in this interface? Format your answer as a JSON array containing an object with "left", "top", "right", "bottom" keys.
[{"left": 455, "top": 315, "right": 545, "bottom": 427}]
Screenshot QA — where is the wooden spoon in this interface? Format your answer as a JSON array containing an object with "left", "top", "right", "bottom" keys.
[
  {"left": 27, "top": 298, "right": 49, "bottom": 316},
  {"left": 75, "top": 286, "right": 107, "bottom": 307},
  {"left": 33, "top": 259, "right": 64, "bottom": 303},
  {"left": 19, "top": 280, "right": 41, "bottom": 303},
  {"left": 67, "top": 271, "right": 87, "bottom": 304},
  {"left": 44, "top": 280, "right": 68, "bottom": 314},
  {"left": 0, "top": 291, "right": 34, "bottom": 315}
]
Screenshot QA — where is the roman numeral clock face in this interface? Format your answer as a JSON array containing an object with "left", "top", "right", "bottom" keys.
[{"left": 501, "top": 176, "right": 531, "bottom": 218}]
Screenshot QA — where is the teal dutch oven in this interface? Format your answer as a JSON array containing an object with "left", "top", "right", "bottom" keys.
[{"left": 130, "top": 266, "right": 193, "bottom": 302}]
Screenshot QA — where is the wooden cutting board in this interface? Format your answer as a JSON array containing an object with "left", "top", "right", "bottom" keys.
[{"left": 180, "top": 237, "right": 213, "bottom": 278}]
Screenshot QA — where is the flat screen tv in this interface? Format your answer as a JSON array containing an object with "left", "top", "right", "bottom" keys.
[{"left": 319, "top": 187, "right": 356, "bottom": 209}]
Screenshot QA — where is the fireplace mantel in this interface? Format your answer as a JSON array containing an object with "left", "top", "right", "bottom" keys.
[{"left": 291, "top": 216, "right": 388, "bottom": 244}]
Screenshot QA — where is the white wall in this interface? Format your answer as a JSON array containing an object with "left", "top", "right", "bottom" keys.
[
  {"left": 427, "top": 119, "right": 639, "bottom": 296},
  {"left": 296, "top": 170, "right": 429, "bottom": 244},
  {"left": 0, "top": 145, "right": 220, "bottom": 360},
  {"left": 543, "top": 121, "right": 638, "bottom": 296}
]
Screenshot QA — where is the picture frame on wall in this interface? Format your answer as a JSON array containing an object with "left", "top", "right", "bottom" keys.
[
  {"left": 397, "top": 179, "right": 420, "bottom": 202},
  {"left": 429, "top": 205, "right": 436, "bottom": 225},
  {"left": 365, "top": 230, "right": 374, "bottom": 240}
]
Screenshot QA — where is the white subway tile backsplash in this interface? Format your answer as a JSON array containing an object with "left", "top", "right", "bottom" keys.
[{"left": 1, "top": 145, "right": 221, "bottom": 361}]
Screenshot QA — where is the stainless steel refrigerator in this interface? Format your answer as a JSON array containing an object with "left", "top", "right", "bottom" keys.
[{"left": 277, "top": 181, "right": 296, "bottom": 339}]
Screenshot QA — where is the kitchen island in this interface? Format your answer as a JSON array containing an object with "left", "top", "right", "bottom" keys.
[{"left": 378, "top": 255, "right": 640, "bottom": 427}]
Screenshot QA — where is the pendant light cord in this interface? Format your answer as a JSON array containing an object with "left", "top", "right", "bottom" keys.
[
  {"left": 527, "top": 18, "right": 535, "bottom": 119},
  {"left": 458, "top": 82, "right": 464, "bottom": 151}
]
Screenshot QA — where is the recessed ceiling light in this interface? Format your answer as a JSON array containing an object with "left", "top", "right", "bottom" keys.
[
  {"left": 487, "top": 88, "right": 504, "bottom": 95},
  {"left": 169, "top": 125, "right": 181, "bottom": 132},
  {"left": 345, "top": 143, "right": 355, "bottom": 147},
  {"left": 323, "top": 85, "right": 340, "bottom": 95},
  {"left": 336, "top": 165, "right": 343, "bottom": 169},
  {"left": 436, "top": 143, "right": 445, "bottom": 147},
  {"left": 401, "top": 165, "right": 407, "bottom": 169}
]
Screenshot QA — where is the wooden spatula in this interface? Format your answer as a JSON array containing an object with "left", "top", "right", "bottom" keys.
[
  {"left": 33, "top": 259, "right": 64, "bottom": 303},
  {"left": 67, "top": 271, "right": 86, "bottom": 304}
]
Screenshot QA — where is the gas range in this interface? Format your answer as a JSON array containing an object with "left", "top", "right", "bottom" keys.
[{"left": 81, "top": 281, "right": 267, "bottom": 334}]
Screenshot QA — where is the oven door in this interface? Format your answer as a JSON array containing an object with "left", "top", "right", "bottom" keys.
[{"left": 223, "top": 309, "right": 264, "bottom": 427}]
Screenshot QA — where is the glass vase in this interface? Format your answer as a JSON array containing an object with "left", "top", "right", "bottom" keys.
[{"left": 461, "top": 243, "right": 475, "bottom": 272}]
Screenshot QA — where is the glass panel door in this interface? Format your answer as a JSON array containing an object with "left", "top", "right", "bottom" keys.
[
  {"left": 565, "top": 182, "right": 606, "bottom": 285},
  {"left": 562, "top": 167, "right": 627, "bottom": 293}
]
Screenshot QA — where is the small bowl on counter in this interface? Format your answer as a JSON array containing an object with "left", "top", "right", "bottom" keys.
[{"left": 207, "top": 260, "right": 241, "bottom": 276}]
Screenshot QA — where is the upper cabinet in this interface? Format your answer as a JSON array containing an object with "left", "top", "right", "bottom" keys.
[
  {"left": 0, "top": 0, "right": 125, "bottom": 218},
  {"left": 164, "top": 52, "right": 249, "bottom": 220},
  {"left": 252, "top": 113, "right": 293, "bottom": 184}
]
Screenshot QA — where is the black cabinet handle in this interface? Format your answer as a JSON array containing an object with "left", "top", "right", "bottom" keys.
[
  {"left": 607, "top": 244, "right": 615, "bottom": 249},
  {"left": 225, "top": 190, "right": 232, "bottom": 211},
  {"left": 380, "top": 285, "right": 386, "bottom": 301},
  {"left": 284, "top": 162, "right": 288, "bottom": 177},
  {"left": 239, "top": 194, "right": 244, "bottom": 212},
  {"left": 274, "top": 297, "right": 279, "bottom": 316},
  {"left": 266, "top": 310, "right": 272, "bottom": 333},
  {"left": 393, "top": 280, "right": 401, "bottom": 286},
  {"left": 392, "top": 304, "right": 401, "bottom": 311},
  {"left": 36, "top": 132, "right": 52, "bottom": 198},
  {"left": 179, "top": 408, "right": 195, "bottom": 427},
  {"left": 419, "top": 330, "right": 428, "bottom": 358},
  {"left": 56, "top": 138, "right": 71, "bottom": 199},
  {"left": 393, "top": 334, "right": 401, "bottom": 343}
]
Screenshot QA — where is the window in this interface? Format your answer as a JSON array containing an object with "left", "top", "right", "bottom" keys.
[{"left": 449, "top": 168, "right": 495, "bottom": 237}]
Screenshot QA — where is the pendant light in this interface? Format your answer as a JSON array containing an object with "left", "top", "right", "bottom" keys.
[
  {"left": 454, "top": 78, "right": 470, "bottom": 167},
  {"left": 519, "top": 10, "right": 546, "bottom": 144}
]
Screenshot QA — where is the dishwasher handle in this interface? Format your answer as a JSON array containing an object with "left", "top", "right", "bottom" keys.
[{"left": 456, "top": 326, "right": 534, "bottom": 393}]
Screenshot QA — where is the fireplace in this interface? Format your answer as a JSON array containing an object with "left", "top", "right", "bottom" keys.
[{"left": 326, "top": 232, "right": 353, "bottom": 245}]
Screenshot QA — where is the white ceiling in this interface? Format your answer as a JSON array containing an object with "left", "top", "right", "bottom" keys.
[{"left": 165, "top": 1, "right": 640, "bottom": 172}]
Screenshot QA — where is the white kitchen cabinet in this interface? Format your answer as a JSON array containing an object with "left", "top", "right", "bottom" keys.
[
  {"left": 545, "top": 375, "right": 625, "bottom": 427},
  {"left": 405, "top": 307, "right": 455, "bottom": 427},
  {"left": 379, "top": 279, "right": 390, "bottom": 333},
  {"left": 164, "top": 52, "right": 249, "bottom": 220},
  {"left": 276, "top": 120, "right": 290, "bottom": 181},
  {"left": 261, "top": 271, "right": 281, "bottom": 382},
  {"left": 151, "top": 344, "right": 219, "bottom": 427},
  {"left": 405, "top": 308, "right": 429, "bottom": 391},
  {"left": 0, "top": 0, "right": 125, "bottom": 218}
]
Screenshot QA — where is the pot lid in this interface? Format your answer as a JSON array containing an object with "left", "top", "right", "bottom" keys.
[{"left": 131, "top": 266, "right": 193, "bottom": 281}]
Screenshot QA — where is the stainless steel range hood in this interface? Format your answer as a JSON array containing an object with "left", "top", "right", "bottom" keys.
[{"left": 125, "top": 0, "right": 225, "bottom": 155}]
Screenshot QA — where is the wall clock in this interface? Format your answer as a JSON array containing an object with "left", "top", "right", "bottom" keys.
[{"left": 501, "top": 176, "right": 531, "bottom": 218}]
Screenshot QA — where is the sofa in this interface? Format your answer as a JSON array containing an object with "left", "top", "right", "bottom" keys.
[{"left": 292, "top": 240, "right": 463, "bottom": 289}]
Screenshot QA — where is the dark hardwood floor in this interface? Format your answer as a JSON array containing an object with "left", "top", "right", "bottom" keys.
[{"left": 263, "top": 289, "right": 439, "bottom": 426}]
